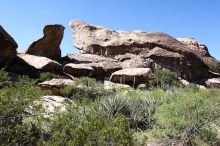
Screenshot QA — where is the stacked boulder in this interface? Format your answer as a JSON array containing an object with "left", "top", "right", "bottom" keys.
[
  {"left": 1, "top": 20, "right": 220, "bottom": 91},
  {"left": 68, "top": 20, "right": 220, "bottom": 87}
]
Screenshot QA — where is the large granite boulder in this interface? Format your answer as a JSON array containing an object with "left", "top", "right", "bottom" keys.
[
  {"left": 25, "top": 24, "right": 64, "bottom": 60},
  {"left": 8, "top": 54, "right": 62, "bottom": 76},
  {"left": 70, "top": 20, "right": 194, "bottom": 56},
  {"left": 69, "top": 20, "right": 219, "bottom": 81},
  {"left": 64, "top": 63, "right": 94, "bottom": 77},
  {"left": 0, "top": 25, "right": 18, "bottom": 67},
  {"left": 39, "top": 78, "right": 74, "bottom": 95},
  {"left": 177, "top": 38, "right": 220, "bottom": 70},
  {"left": 18, "top": 54, "right": 62, "bottom": 71},
  {"left": 110, "top": 68, "right": 152, "bottom": 86}
]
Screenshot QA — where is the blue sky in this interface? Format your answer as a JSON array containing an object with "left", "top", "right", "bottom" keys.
[{"left": 1, "top": 0, "right": 220, "bottom": 59}]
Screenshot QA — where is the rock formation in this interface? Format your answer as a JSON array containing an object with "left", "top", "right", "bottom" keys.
[
  {"left": 25, "top": 24, "right": 64, "bottom": 60},
  {"left": 110, "top": 68, "right": 152, "bottom": 86},
  {"left": 177, "top": 38, "right": 220, "bottom": 67},
  {"left": 39, "top": 78, "right": 74, "bottom": 95},
  {"left": 69, "top": 20, "right": 220, "bottom": 81},
  {"left": 9, "top": 54, "right": 62, "bottom": 75},
  {"left": 0, "top": 25, "right": 18, "bottom": 67}
]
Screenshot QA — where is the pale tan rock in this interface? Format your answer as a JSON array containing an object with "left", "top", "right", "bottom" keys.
[
  {"left": 18, "top": 54, "right": 62, "bottom": 71},
  {"left": 110, "top": 68, "right": 152, "bottom": 86}
]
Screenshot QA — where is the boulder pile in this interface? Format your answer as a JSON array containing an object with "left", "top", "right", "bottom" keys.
[{"left": 0, "top": 20, "right": 220, "bottom": 93}]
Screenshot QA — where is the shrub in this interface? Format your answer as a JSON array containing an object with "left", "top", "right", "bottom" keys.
[
  {"left": 0, "top": 76, "right": 50, "bottom": 145},
  {"left": 149, "top": 69, "right": 181, "bottom": 89},
  {"left": 46, "top": 104, "right": 133, "bottom": 146},
  {"left": 208, "top": 63, "right": 220, "bottom": 73},
  {"left": 61, "top": 77, "right": 113, "bottom": 104},
  {"left": 100, "top": 89, "right": 160, "bottom": 130},
  {"left": 38, "top": 72, "right": 56, "bottom": 82},
  {"left": 151, "top": 88, "right": 220, "bottom": 145},
  {"left": 0, "top": 68, "right": 12, "bottom": 88}
]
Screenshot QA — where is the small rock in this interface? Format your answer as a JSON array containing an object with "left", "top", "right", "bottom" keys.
[
  {"left": 104, "top": 80, "right": 131, "bottom": 89},
  {"left": 137, "top": 84, "right": 147, "bottom": 90}
]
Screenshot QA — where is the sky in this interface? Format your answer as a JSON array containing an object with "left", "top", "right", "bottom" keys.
[{"left": 1, "top": 0, "right": 220, "bottom": 60}]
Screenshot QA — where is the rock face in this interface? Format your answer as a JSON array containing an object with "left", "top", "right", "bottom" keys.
[
  {"left": 177, "top": 38, "right": 220, "bottom": 68},
  {"left": 25, "top": 25, "right": 64, "bottom": 60},
  {"left": 70, "top": 20, "right": 193, "bottom": 56},
  {"left": 15, "top": 54, "right": 62, "bottom": 71},
  {"left": 63, "top": 62, "right": 122, "bottom": 79},
  {"left": 64, "top": 63, "right": 94, "bottom": 77},
  {"left": 0, "top": 25, "right": 18, "bottom": 67},
  {"left": 65, "top": 53, "right": 117, "bottom": 63},
  {"left": 39, "top": 78, "right": 74, "bottom": 95},
  {"left": 110, "top": 68, "right": 152, "bottom": 86},
  {"left": 69, "top": 20, "right": 219, "bottom": 81}
]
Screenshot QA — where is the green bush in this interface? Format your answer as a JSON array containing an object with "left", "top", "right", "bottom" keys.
[
  {"left": 150, "top": 69, "right": 181, "bottom": 89},
  {"left": 208, "top": 63, "right": 220, "bottom": 73},
  {"left": 38, "top": 72, "right": 56, "bottom": 82},
  {"left": 150, "top": 88, "right": 220, "bottom": 145},
  {"left": 0, "top": 76, "right": 50, "bottom": 145},
  {"left": 100, "top": 89, "right": 160, "bottom": 130},
  {"left": 61, "top": 77, "right": 113, "bottom": 104},
  {"left": 46, "top": 105, "right": 133, "bottom": 146},
  {"left": 0, "top": 68, "right": 12, "bottom": 88}
]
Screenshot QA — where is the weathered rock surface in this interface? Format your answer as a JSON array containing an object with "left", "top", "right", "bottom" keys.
[
  {"left": 121, "top": 56, "right": 152, "bottom": 69},
  {"left": 64, "top": 62, "right": 122, "bottom": 79},
  {"left": 28, "top": 96, "right": 73, "bottom": 119},
  {"left": 177, "top": 38, "right": 220, "bottom": 68},
  {"left": 25, "top": 25, "right": 64, "bottom": 60},
  {"left": 39, "top": 78, "right": 74, "bottom": 95},
  {"left": 147, "top": 47, "right": 215, "bottom": 81},
  {"left": 64, "top": 63, "right": 94, "bottom": 77},
  {"left": 13, "top": 54, "right": 62, "bottom": 71},
  {"left": 70, "top": 20, "right": 195, "bottom": 56},
  {"left": 69, "top": 20, "right": 219, "bottom": 81},
  {"left": 110, "top": 68, "right": 152, "bottom": 86},
  {"left": 205, "top": 78, "right": 220, "bottom": 88},
  {"left": 0, "top": 25, "right": 18, "bottom": 67},
  {"left": 65, "top": 53, "right": 117, "bottom": 63}
]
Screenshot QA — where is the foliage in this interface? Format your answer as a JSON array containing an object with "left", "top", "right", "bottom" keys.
[
  {"left": 0, "top": 68, "right": 12, "bottom": 88},
  {"left": 149, "top": 69, "right": 181, "bottom": 89},
  {"left": 208, "top": 63, "right": 220, "bottom": 73},
  {"left": 61, "top": 77, "right": 113, "bottom": 104},
  {"left": 151, "top": 88, "right": 220, "bottom": 145},
  {"left": 0, "top": 73, "right": 220, "bottom": 146},
  {"left": 133, "top": 132, "right": 149, "bottom": 146},
  {"left": 38, "top": 72, "right": 56, "bottom": 82},
  {"left": 0, "top": 75, "right": 50, "bottom": 145},
  {"left": 100, "top": 89, "right": 160, "bottom": 131},
  {"left": 46, "top": 105, "right": 133, "bottom": 146}
]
